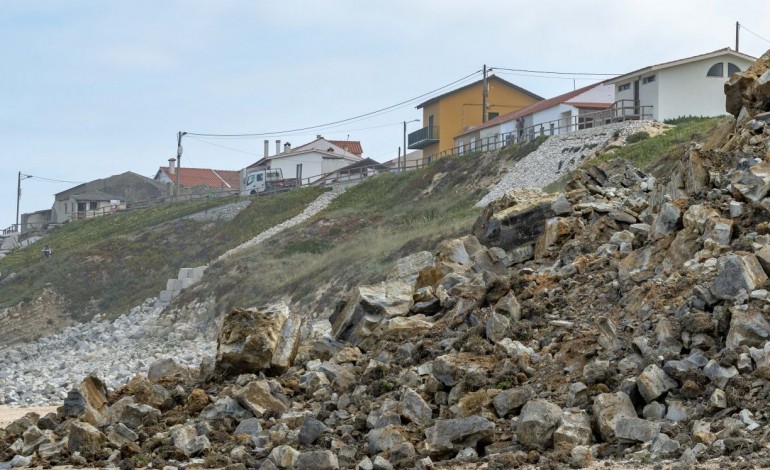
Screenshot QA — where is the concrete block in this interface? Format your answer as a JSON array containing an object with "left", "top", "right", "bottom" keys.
[
  {"left": 159, "top": 291, "right": 174, "bottom": 302},
  {"left": 178, "top": 268, "right": 194, "bottom": 279}
]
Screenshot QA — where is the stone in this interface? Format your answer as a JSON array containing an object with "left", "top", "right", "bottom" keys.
[
  {"left": 571, "top": 445, "right": 594, "bottom": 469},
  {"left": 61, "top": 375, "right": 109, "bottom": 425},
  {"left": 215, "top": 303, "right": 301, "bottom": 377},
  {"left": 637, "top": 364, "right": 678, "bottom": 403},
  {"left": 651, "top": 202, "right": 682, "bottom": 238},
  {"left": 553, "top": 409, "right": 592, "bottom": 447},
  {"left": 234, "top": 418, "right": 262, "bottom": 437},
  {"left": 652, "top": 432, "right": 680, "bottom": 456},
  {"left": 734, "top": 161, "right": 770, "bottom": 201},
  {"left": 614, "top": 415, "right": 660, "bottom": 443},
  {"left": 432, "top": 353, "right": 493, "bottom": 387},
  {"left": 367, "top": 425, "right": 407, "bottom": 455},
  {"left": 592, "top": 392, "right": 636, "bottom": 442},
  {"left": 708, "top": 388, "right": 727, "bottom": 410},
  {"left": 105, "top": 423, "right": 138, "bottom": 446},
  {"left": 665, "top": 401, "right": 688, "bottom": 422},
  {"left": 199, "top": 396, "right": 253, "bottom": 421},
  {"left": 517, "top": 399, "right": 562, "bottom": 449},
  {"left": 331, "top": 282, "right": 414, "bottom": 350},
  {"left": 387, "top": 251, "right": 434, "bottom": 285},
  {"left": 400, "top": 388, "right": 432, "bottom": 426},
  {"left": 726, "top": 306, "right": 770, "bottom": 348},
  {"left": 492, "top": 386, "right": 533, "bottom": 417},
  {"left": 493, "top": 290, "right": 522, "bottom": 321},
  {"left": 473, "top": 193, "right": 558, "bottom": 251},
  {"left": 187, "top": 388, "right": 210, "bottom": 413},
  {"left": 67, "top": 421, "right": 105, "bottom": 454},
  {"left": 299, "top": 416, "right": 329, "bottom": 446},
  {"left": 485, "top": 312, "right": 510, "bottom": 343},
  {"left": 126, "top": 375, "right": 174, "bottom": 411},
  {"left": 120, "top": 403, "right": 161, "bottom": 430},
  {"left": 268, "top": 445, "right": 300, "bottom": 469},
  {"left": 147, "top": 357, "right": 191, "bottom": 384},
  {"left": 294, "top": 450, "right": 339, "bottom": 470},
  {"left": 232, "top": 379, "right": 288, "bottom": 418},
  {"left": 271, "top": 313, "right": 303, "bottom": 374},
  {"left": 712, "top": 254, "right": 768, "bottom": 300},
  {"left": 642, "top": 402, "right": 666, "bottom": 419},
  {"left": 704, "top": 360, "right": 738, "bottom": 389},
  {"left": 372, "top": 455, "right": 394, "bottom": 470},
  {"left": 0, "top": 455, "right": 33, "bottom": 469},
  {"left": 424, "top": 416, "right": 495, "bottom": 457},
  {"left": 170, "top": 424, "right": 211, "bottom": 457}
]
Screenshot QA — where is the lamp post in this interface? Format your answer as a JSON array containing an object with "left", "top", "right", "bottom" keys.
[{"left": 403, "top": 119, "right": 419, "bottom": 172}]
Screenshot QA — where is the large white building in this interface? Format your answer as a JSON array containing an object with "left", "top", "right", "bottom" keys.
[{"left": 607, "top": 48, "right": 756, "bottom": 122}]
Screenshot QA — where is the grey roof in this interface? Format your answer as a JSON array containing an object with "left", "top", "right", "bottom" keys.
[{"left": 71, "top": 189, "right": 121, "bottom": 201}]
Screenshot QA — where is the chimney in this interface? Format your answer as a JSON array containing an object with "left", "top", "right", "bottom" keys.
[
  {"left": 168, "top": 158, "right": 176, "bottom": 175},
  {"left": 317, "top": 134, "right": 323, "bottom": 139},
  {"left": 284, "top": 142, "right": 291, "bottom": 153},
  {"left": 264, "top": 140, "right": 269, "bottom": 158},
  {"left": 275, "top": 139, "right": 281, "bottom": 155}
]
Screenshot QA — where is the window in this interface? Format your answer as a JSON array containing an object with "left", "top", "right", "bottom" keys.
[
  {"left": 707, "top": 62, "right": 724, "bottom": 77},
  {"left": 618, "top": 83, "right": 630, "bottom": 92},
  {"left": 642, "top": 75, "right": 655, "bottom": 84},
  {"left": 89, "top": 201, "right": 98, "bottom": 210},
  {"left": 488, "top": 112, "right": 499, "bottom": 120},
  {"left": 728, "top": 62, "right": 741, "bottom": 76}
]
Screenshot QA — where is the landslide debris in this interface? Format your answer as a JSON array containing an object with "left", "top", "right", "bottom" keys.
[{"left": 8, "top": 50, "right": 770, "bottom": 470}]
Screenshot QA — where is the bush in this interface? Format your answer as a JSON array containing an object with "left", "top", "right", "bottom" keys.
[{"left": 626, "top": 131, "right": 650, "bottom": 144}]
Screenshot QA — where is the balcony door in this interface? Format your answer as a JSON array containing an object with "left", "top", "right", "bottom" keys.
[{"left": 428, "top": 115, "right": 434, "bottom": 139}]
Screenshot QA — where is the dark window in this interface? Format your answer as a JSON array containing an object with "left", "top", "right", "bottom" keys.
[
  {"left": 488, "top": 112, "right": 499, "bottom": 120},
  {"left": 89, "top": 201, "right": 98, "bottom": 210},
  {"left": 728, "top": 63, "right": 741, "bottom": 76},
  {"left": 618, "top": 83, "right": 630, "bottom": 92},
  {"left": 642, "top": 75, "right": 655, "bottom": 84},
  {"left": 707, "top": 63, "right": 724, "bottom": 77},
  {"left": 77, "top": 202, "right": 86, "bottom": 212}
]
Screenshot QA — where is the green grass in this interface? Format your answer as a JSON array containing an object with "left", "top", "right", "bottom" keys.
[
  {"left": 0, "top": 188, "right": 325, "bottom": 319},
  {"left": 591, "top": 116, "right": 722, "bottom": 168}
]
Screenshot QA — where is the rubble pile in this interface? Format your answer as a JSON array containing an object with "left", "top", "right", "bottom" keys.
[{"left": 7, "top": 51, "right": 770, "bottom": 469}]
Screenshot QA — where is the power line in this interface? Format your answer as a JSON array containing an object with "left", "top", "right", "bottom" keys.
[
  {"left": 740, "top": 23, "right": 770, "bottom": 44},
  {"left": 24, "top": 175, "right": 86, "bottom": 185},
  {"left": 185, "top": 70, "right": 482, "bottom": 138},
  {"left": 493, "top": 70, "right": 605, "bottom": 81},
  {"left": 490, "top": 66, "right": 620, "bottom": 76}
]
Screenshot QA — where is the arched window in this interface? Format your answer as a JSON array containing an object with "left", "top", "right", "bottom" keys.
[
  {"left": 707, "top": 63, "right": 724, "bottom": 77},
  {"left": 728, "top": 63, "right": 741, "bottom": 76}
]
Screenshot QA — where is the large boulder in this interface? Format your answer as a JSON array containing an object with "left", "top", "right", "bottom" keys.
[
  {"left": 725, "top": 50, "right": 770, "bottom": 118},
  {"left": 473, "top": 193, "right": 558, "bottom": 251},
  {"left": 636, "top": 364, "right": 678, "bottom": 403},
  {"left": 147, "top": 357, "right": 191, "bottom": 384},
  {"left": 61, "top": 375, "right": 109, "bottom": 425},
  {"left": 712, "top": 253, "right": 768, "bottom": 299},
  {"left": 517, "top": 399, "right": 562, "bottom": 449},
  {"left": 331, "top": 282, "right": 414, "bottom": 351},
  {"left": 215, "top": 303, "right": 302, "bottom": 377},
  {"left": 67, "top": 421, "right": 105, "bottom": 455},
  {"left": 231, "top": 380, "right": 288, "bottom": 418},
  {"left": 726, "top": 305, "right": 770, "bottom": 349},
  {"left": 592, "top": 392, "right": 636, "bottom": 442},
  {"left": 424, "top": 416, "right": 495, "bottom": 458}
]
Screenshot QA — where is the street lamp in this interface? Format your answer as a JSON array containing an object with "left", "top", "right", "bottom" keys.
[{"left": 403, "top": 119, "right": 420, "bottom": 172}]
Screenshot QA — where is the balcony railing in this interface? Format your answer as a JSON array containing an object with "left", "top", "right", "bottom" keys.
[{"left": 408, "top": 126, "right": 440, "bottom": 150}]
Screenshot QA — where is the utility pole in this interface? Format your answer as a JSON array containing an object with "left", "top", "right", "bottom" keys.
[
  {"left": 482, "top": 64, "right": 489, "bottom": 123},
  {"left": 403, "top": 121, "right": 408, "bottom": 171},
  {"left": 176, "top": 131, "right": 186, "bottom": 198},
  {"left": 15, "top": 172, "right": 21, "bottom": 232},
  {"left": 736, "top": 21, "right": 740, "bottom": 52},
  {"left": 15, "top": 172, "right": 31, "bottom": 232}
]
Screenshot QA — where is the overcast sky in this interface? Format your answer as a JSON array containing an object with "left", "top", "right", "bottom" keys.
[{"left": 3, "top": 0, "right": 770, "bottom": 227}]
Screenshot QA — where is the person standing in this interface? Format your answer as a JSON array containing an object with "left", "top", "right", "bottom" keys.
[{"left": 42, "top": 245, "right": 52, "bottom": 259}]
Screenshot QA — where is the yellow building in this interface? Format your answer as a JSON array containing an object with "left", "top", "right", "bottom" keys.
[{"left": 408, "top": 75, "right": 543, "bottom": 162}]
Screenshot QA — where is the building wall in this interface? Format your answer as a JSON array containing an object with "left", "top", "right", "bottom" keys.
[
  {"left": 265, "top": 151, "right": 358, "bottom": 184},
  {"left": 657, "top": 56, "right": 753, "bottom": 121},
  {"left": 421, "top": 78, "right": 540, "bottom": 161}
]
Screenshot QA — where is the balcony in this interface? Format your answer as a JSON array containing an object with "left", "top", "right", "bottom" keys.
[{"left": 408, "top": 126, "right": 440, "bottom": 150}]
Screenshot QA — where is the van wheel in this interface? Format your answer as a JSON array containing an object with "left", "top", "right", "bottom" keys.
[{"left": 250, "top": 190, "right": 257, "bottom": 195}]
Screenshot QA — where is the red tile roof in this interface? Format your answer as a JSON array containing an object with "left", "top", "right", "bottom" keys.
[
  {"left": 456, "top": 82, "right": 606, "bottom": 137},
  {"left": 158, "top": 167, "right": 240, "bottom": 189},
  {"left": 328, "top": 140, "right": 363, "bottom": 157}
]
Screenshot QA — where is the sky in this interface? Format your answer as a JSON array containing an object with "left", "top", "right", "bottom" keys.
[{"left": 3, "top": 0, "right": 770, "bottom": 227}]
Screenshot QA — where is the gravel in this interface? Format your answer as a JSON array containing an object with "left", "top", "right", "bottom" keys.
[{"left": 477, "top": 120, "right": 658, "bottom": 207}]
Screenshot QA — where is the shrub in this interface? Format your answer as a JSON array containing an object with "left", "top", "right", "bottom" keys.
[{"left": 626, "top": 131, "right": 650, "bottom": 144}]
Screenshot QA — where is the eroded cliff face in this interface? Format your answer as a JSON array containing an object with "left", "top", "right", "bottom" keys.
[{"left": 10, "top": 53, "right": 770, "bottom": 470}]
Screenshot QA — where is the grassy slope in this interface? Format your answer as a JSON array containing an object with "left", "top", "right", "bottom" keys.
[
  {"left": 196, "top": 140, "right": 546, "bottom": 317},
  {"left": 0, "top": 188, "right": 324, "bottom": 320},
  {"left": 543, "top": 116, "right": 725, "bottom": 193}
]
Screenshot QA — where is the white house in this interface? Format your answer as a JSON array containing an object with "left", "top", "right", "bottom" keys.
[
  {"left": 607, "top": 48, "right": 756, "bottom": 122},
  {"left": 244, "top": 136, "right": 363, "bottom": 184},
  {"left": 454, "top": 82, "right": 615, "bottom": 152}
]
